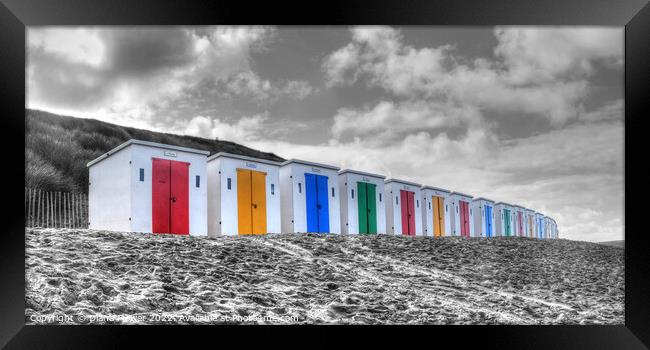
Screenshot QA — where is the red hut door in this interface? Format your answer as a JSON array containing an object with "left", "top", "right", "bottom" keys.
[
  {"left": 459, "top": 201, "right": 470, "bottom": 237},
  {"left": 407, "top": 191, "right": 416, "bottom": 236},
  {"left": 400, "top": 190, "right": 416, "bottom": 236},
  {"left": 152, "top": 158, "right": 189, "bottom": 235}
]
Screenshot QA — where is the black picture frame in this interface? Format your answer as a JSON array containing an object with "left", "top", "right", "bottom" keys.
[{"left": 1, "top": 0, "right": 648, "bottom": 348}]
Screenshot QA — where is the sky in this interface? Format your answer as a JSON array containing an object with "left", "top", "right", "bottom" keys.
[{"left": 26, "top": 26, "right": 624, "bottom": 242}]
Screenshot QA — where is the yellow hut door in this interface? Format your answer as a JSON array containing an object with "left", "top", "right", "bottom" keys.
[
  {"left": 251, "top": 170, "right": 267, "bottom": 234},
  {"left": 237, "top": 169, "right": 253, "bottom": 234},
  {"left": 237, "top": 169, "right": 267, "bottom": 235},
  {"left": 433, "top": 196, "right": 445, "bottom": 237}
]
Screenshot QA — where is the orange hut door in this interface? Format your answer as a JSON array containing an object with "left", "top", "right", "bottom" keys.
[
  {"left": 237, "top": 169, "right": 253, "bottom": 235},
  {"left": 251, "top": 170, "right": 267, "bottom": 235},
  {"left": 237, "top": 169, "right": 267, "bottom": 235},
  {"left": 432, "top": 196, "right": 445, "bottom": 237}
]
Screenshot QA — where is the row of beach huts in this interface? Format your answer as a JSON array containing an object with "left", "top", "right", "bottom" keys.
[{"left": 87, "top": 139, "right": 559, "bottom": 239}]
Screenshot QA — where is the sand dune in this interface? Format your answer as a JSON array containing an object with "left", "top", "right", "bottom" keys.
[{"left": 25, "top": 228, "right": 624, "bottom": 324}]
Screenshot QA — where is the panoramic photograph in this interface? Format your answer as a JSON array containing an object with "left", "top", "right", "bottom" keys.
[{"left": 24, "top": 25, "right": 624, "bottom": 325}]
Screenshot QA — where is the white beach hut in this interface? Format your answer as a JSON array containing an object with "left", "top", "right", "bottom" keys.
[
  {"left": 87, "top": 139, "right": 208, "bottom": 236},
  {"left": 472, "top": 197, "right": 495, "bottom": 238},
  {"left": 535, "top": 212, "right": 545, "bottom": 239},
  {"left": 338, "top": 169, "right": 386, "bottom": 235},
  {"left": 548, "top": 218, "right": 555, "bottom": 239},
  {"left": 544, "top": 216, "right": 552, "bottom": 239},
  {"left": 449, "top": 192, "right": 474, "bottom": 238},
  {"left": 506, "top": 204, "right": 516, "bottom": 237},
  {"left": 385, "top": 179, "right": 423, "bottom": 236},
  {"left": 280, "top": 159, "right": 341, "bottom": 234},
  {"left": 421, "top": 186, "right": 452, "bottom": 237},
  {"left": 531, "top": 211, "right": 540, "bottom": 238},
  {"left": 206, "top": 152, "right": 281, "bottom": 236},
  {"left": 494, "top": 202, "right": 513, "bottom": 237},
  {"left": 513, "top": 205, "right": 526, "bottom": 237},
  {"left": 524, "top": 208, "right": 536, "bottom": 238}
]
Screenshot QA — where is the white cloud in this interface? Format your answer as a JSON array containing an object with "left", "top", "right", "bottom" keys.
[
  {"left": 183, "top": 113, "right": 268, "bottom": 142},
  {"left": 28, "top": 27, "right": 106, "bottom": 67},
  {"left": 218, "top": 71, "right": 315, "bottom": 102},
  {"left": 323, "top": 26, "right": 622, "bottom": 126},
  {"left": 443, "top": 65, "right": 589, "bottom": 126},
  {"left": 494, "top": 26, "right": 624, "bottom": 85},
  {"left": 580, "top": 99, "right": 623, "bottom": 123},
  {"left": 207, "top": 26, "right": 276, "bottom": 53},
  {"left": 331, "top": 100, "right": 484, "bottom": 143},
  {"left": 323, "top": 26, "right": 452, "bottom": 94},
  {"left": 220, "top": 71, "right": 273, "bottom": 101},
  {"left": 280, "top": 80, "right": 316, "bottom": 100},
  {"left": 322, "top": 43, "right": 360, "bottom": 87},
  {"left": 27, "top": 26, "right": 314, "bottom": 128}
]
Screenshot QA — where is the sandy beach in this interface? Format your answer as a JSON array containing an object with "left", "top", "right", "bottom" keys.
[{"left": 25, "top": 228, "right": 624, "bottom": 324}]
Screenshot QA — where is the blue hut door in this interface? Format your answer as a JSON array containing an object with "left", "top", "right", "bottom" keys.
[
  {"left": 316, "top": 174, "right": 330, "bottom": 232},
  {"left": 485, "top": 205, "right": 493, "bottom": 237},
  {"left": 305, "top": 174, "right": 318, "bottom": 232},
  {"left": 305, "top": 173, "right": 330, "bottom": 233}
]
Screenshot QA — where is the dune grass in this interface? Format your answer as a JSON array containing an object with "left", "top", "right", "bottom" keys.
[{"left": 25, "top": 109, "right": 284, "bottom": 193}]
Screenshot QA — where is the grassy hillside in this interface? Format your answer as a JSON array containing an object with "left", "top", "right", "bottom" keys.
[{"left": 25, "top": 109, "right": 284, "bottom": 193}]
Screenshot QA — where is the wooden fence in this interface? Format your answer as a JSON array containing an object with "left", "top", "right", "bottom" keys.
[{"left": 24, "top": 188, "right": 88, "bottom": 228}]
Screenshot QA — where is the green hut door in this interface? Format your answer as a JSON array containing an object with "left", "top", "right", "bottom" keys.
[
  {"left": 357, "top": 182, "right": 377, "bottom": 234},
  {"left": 504, "top": 209, "right": 512, "bottom": 236},
  {"left": 366, "top": 183, "right": 377, "bottom": 234}
]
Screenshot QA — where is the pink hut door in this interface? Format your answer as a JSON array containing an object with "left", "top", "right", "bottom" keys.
[
  {"left": 459, "top": 201, "right": 470, "bottom": 237},
  {"left": 400, "top": 190, "right": 416, "bottom": 236},
  {"left": 407, "top": 191, "right": 416, "bottom": 236}
]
